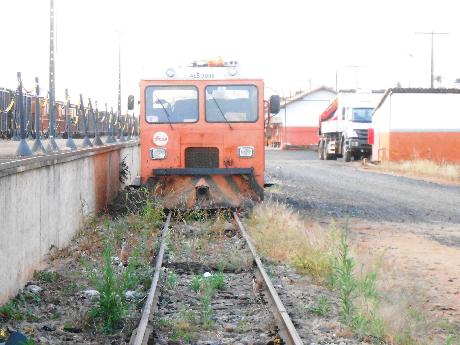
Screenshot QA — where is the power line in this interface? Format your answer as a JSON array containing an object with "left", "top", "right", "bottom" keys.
[{"left": 415, "top": 31, "right": 451, "bottom": 88}]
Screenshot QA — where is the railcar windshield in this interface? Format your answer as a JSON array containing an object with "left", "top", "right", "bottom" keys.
[
  {"left": 145, "top": 86, "right": 198, "bottom": 123},
  {"left": 205, "top": 85, "right": 258, "bottom": 122},
  {"left": 351, "top": 107, "right": 373, "bottom": 123}
]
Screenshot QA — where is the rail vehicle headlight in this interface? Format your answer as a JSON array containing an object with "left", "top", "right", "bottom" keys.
[
  {"left": 238, "top": 146, "right": 254, "bottom": 158},
  {"left": 150, "top": 147, "right": 167, "bottom": 160},
  {"left": 165, "top": 68, "right": 175, "bottom": 78}
]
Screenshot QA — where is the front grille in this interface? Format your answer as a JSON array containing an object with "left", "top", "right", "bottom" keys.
[
  {"left": 355, "top": 129, "right": 368, "bottom": 141},
  {"left": 185, "top": 147, "right": 219, "bottom": 168}
]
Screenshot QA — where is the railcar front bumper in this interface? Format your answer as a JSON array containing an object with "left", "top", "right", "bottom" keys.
[{"left": 147, "top": 168, "right": 264, "bottom": 209}]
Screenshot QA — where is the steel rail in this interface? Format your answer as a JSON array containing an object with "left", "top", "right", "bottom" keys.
[
  {"left": 233, "top": 212, "right": 304, "bottom": 345},
  {"left": 130, "top": 212, "right": 171, "bottom": 345}
]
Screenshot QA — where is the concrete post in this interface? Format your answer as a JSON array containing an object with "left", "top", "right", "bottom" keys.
[
  {"left": 119, "top": 113, "right": 127, "bottom": 142},
  {"left": 80, "top": 94, "right": 92, "bottom": 148},
  {"left": 15, "top": 72, "right": 33, "bottom": 156},
  {"left": 126, "top": 113, "right": 132, "bottom": 141},
  {"left": 65, "top": 89, "right": 77, "bottom": 150},
  {"left": 91, "top": 99, "right": 103, "bottom": 146},
  {"left": 31, "top": 77, "right": 46, "bottom": 154},
  {"left": 106, "top": 107, "right": 116, "bottom": 144}
]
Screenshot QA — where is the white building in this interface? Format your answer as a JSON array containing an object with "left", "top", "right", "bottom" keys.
[{"left": 268, "top": 86, "right": 336, "bottom": 148}]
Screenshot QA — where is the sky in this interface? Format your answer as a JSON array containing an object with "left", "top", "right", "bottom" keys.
[{"left": 1, "top": 0, "right": 460, "bottom": 110}]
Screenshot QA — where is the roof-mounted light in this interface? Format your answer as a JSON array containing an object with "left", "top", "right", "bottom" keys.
[
  {"left": 187, "top": 58, "right": 239, "bottom": 68},
  {"left": 227, "top": 66, "right": 238, "bottom": 76},
  {"left": 165, "top": 68, "right": 175, "bottom": 78}
]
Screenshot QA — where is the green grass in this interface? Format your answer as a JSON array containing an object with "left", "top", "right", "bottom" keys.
[
  {"left": 187, "top": 273, "right": 227, "bottom": 328},
  {"left": 158, "top": 317, "right": 193, "bottom": 342},
  {"left": 0, "top": 292, "right": 42, "bottom": 322},
  {"left": 200, "top": 287, "right": 214, "bottom": 328},
  {"left": 217, "top": 261, "right": 226, "bottom": 273},
  {"left": 167, "top": 270, "right": 178, "bottom": 289},
  {"left": 140, "top": 199, "right": 165, "bottom": 227},
  {"left": 329, "top": 223, "right": 384, "bottom": 340},
  {"left": 34, "top": 271, "right": 60, "bottom": 283},
  {"left": 89, "top": 240, "right": 126, "bottom": 333},
  {"left": 445, "top": 334, "right": 460, "bottom": 345},
  {"left": 122, "top": 247, "right": 141, "bottom": 291},
  {"left": 211, "top": 272, "right": 225, "bottom": 290},
  {"left": 307, "top": 296, "right": 331, "bottom": 316},
  {"left": 60, "top": 282, "right": 82, "bottom": 294},
  {"left": 191, "top": 275, "right": 201, "bottom": 293},
  {"left": 0, "top": 300, "right": 24, "bottom": 321},
  {"left": 171, "top": 329, "right": 192, "bottom": 342},
  {"left": 183, "top": 208, "right": 209, "bottom": 222}
]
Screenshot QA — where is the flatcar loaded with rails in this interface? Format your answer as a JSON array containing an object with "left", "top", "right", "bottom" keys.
[{"left": 137, "top": 58, "right": 280, "bottom": 209}]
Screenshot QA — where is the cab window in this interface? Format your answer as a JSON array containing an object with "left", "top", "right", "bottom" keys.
[
  {"left": 351, "top": 107, "right": 373, "bottom": 123},
  {"left": 145, "top": 86, "right": 198, "bottom": 123},
  {"left": 205, "top": 85, "right": 258, "bottom": 122}
]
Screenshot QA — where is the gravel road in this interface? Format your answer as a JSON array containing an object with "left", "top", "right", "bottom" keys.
[{"left": 265, "top": 150, "right": 460, "bottom": 224}]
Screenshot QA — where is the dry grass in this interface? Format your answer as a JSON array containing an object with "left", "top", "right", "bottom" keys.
[
  {"left": 247, "top": 200, "right": 460, "bottom": 344},
  {"left": 352, "top": 244, "right": 439, "bottom": 344},
  {"left": 378, "top": 159, "right": 460, "bottom": 182},
  {"left": 246, "top": 200, "right": 339, "bottom": 282}
]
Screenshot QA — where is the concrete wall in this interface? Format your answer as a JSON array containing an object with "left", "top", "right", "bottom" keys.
[{"left": 0, "top": 142, "right": 140, "bottom": 304}]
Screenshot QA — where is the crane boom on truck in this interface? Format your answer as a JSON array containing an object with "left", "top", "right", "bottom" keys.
[{"left": 318, "top": 90, "right": 382, "bottom": 161}]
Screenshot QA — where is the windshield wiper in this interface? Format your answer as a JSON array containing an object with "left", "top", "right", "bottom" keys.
[
  {"left": 210, "top": 96, "right": 232, "bottom": 129},
  {"left": 153, "top": 94, "right": 173, "bottom": 129}
]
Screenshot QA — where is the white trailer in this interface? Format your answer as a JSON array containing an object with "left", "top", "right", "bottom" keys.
[{"left": 318, "top": 90, "right": 382, "bottom": 161}]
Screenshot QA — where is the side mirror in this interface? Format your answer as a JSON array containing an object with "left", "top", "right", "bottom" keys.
[
  {"left": 269, "top": 95, "right": 280, "bottom": 114},
  {"left": 127, "top": 95, "right": 135, "bottom": 110}
]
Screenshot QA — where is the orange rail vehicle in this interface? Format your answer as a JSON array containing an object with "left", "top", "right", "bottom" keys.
[{"left": 139, "top": 60, "right": 280, "bottom": 209}]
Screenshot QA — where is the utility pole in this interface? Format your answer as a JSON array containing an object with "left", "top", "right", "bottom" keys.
[
  {"left": 117, "top": 32, "right": 125, "bottom": 141},
  {"left": 335, "top": 70, "right": 338, "bottom": 92},
  {"left": 47, "top": 0, "right": 59, "bottom": 152},
  {"left": 415, "top": 31, "right": 450, "bottom": 88}
]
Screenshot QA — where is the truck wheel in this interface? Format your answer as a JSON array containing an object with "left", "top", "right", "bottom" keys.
[
  {"left": 318, "top": 142, "right": 325, "bottom": 160},
  {"left": 323, "top": 143, "right": 331, "bottom": 160},
  {"left": 343, "top": 142, "right": 351, "bottom": 162}
]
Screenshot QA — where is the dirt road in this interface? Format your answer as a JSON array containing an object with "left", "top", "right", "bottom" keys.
[
  {"left": 266, "top": 149, "right": 460, "bottom": 245},
  {"left": 265, "top": 149, "right": 460, "bottom": 322}
]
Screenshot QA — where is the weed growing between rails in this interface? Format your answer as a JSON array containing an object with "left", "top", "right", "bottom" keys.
[
  {"left": 85, "top": 200, "right": 165, "bottom": 333},
  {"left": 188, "top": 270, "right": 227, "bottom": 328},
  {"left": 247, "top": 200, "right": 460, "bottom": 344},
  {"left": 87, "top": 240, "right": 126, "bottom": 333},
  {"left": 153, "top": 211, "right": 278, "bottom": 344}
]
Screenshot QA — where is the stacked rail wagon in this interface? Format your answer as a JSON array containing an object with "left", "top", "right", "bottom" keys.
[{"left": 371, "top": 88, "right": 460, "bottom": 163}]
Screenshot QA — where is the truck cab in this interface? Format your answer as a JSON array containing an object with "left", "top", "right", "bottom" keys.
[{"left": 319, "top": 90, "right": 382, "bottom": 161}]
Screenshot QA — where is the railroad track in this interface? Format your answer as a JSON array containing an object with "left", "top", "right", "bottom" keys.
[{"left": 130, "top": 211, "right": 303, "bottom": 345}]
